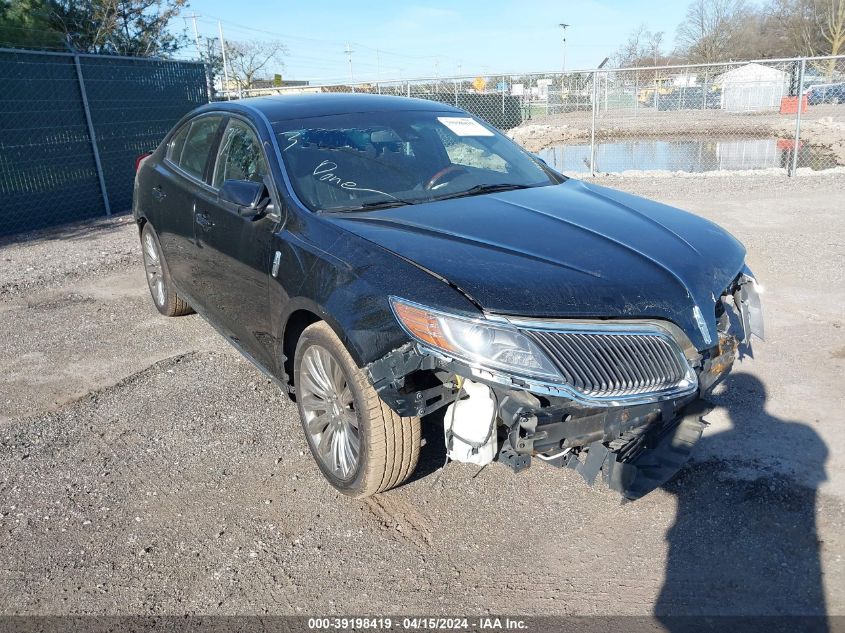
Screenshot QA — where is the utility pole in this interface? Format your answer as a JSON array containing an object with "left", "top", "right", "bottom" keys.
[
  {"left": 186, "top": 13, "right": 202, "bottom": 57},
  {"left": 559, "top": 23, "right": 569, "bottom": 74},
  {"left": 344, "top": 42, "right": 355, "bottom": 83},
  {"left": 185, "top": 13, "right": 211, "bottom": 101},
  {"left": 218, "top": 20, "right": 231, "bottom": 100}
]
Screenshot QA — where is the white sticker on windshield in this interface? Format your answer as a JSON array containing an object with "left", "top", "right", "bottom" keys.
[{"left": 437, "top": 116, "right": 494, "bottom": 137}]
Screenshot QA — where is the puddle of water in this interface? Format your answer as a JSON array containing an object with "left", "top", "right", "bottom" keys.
[{"left": 537, "top": 137, "right": 837, "bottom": 173}]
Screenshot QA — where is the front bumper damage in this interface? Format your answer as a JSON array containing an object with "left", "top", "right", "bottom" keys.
[
  {"left": 365, "top": 274, "right": 763, "bottom": 500},
  {"left": 367, "top": 345, "right": 711, "bottom": 499}
]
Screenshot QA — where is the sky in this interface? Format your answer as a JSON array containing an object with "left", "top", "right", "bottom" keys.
[{"left": 183, "top": 0, "right": 692, "bottom": 83}]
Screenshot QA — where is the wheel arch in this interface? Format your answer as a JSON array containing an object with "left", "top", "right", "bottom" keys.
[{"left": 281, "top": 302, "right": 366, "bottom": 400}]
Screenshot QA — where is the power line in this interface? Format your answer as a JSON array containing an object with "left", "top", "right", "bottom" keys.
[
  {"left": 188, "top": 14, "right": 525, "bottom": 83},
  {"left": 193, "top": 15, "right": 458, "bottom": 70}
]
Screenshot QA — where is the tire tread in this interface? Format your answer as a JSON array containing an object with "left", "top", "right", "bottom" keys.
[
  {"left": 297, "top": 322, "right": 420, "bottom": 498},
  {"left": 141, "top": 224, "right": 193, "bottom": 318}
]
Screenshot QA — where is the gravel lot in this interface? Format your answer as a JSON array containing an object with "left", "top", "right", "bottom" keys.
[{"left": 1, "top": 173, "right": 844, "bottom": 616}]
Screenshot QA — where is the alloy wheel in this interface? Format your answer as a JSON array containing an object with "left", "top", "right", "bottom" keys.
[
  {"left": 142, "top": 232, "right": 166, "bottom": 307},
  {"left": 298, "top": 344, "right": 360, "bottom": 479}
]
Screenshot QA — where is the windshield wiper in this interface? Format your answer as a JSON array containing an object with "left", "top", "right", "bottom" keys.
[
  {"left": 324, "top": 199, "right": 416, "bottom": 213},
  {"left": 431, "top": 183, "right": 535, "bottom": 202},
  {"left": 324, "top": 183, "right": 535, "bottom": 212}
]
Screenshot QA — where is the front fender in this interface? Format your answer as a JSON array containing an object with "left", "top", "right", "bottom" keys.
[{"left": 269, "top": 212, "right": 479, "bottom": 378}]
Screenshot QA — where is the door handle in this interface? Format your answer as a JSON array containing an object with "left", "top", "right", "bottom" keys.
[
  {"left": 151, "top": 186, "right": 166, "bottom": 202},
  {"left": 195, "top": 212, "right": 214, "bottom": 230}
]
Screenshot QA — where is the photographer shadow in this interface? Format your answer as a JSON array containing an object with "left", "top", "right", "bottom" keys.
[{"left": 656, "top": 372, "right": 829, "bottom": 628}]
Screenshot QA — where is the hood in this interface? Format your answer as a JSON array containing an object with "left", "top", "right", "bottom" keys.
[{"left": 328, "top": 179, "right": 746, "bottom": 350}]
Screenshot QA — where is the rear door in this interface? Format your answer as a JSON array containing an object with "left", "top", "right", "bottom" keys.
[
  {"left": 150, "top": 114, "right": 224, "bottom": 294},
  {"left": 192, "top": 116, "right": 278, "bottom": 368}
]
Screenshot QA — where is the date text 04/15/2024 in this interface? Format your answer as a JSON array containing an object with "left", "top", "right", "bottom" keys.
[{"left": 307, "top": 617, "right": 528, "bottom": 630}]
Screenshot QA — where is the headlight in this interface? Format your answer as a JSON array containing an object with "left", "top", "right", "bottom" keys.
[{"left": 389, "top": 297, "right": 561, "bottom": 381}]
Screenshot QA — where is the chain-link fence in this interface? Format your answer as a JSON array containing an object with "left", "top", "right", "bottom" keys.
[
  {"left": 0, "top": 49, "right": 208, "bottom": 236},
  {"left": 234, "top": 55, "right": 845, "bottom": 177},
  {"left": 3, "top": 52, "right": 843, "bottom": 235}
]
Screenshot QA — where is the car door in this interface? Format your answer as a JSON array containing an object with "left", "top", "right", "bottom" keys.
[
  {"left": 151, "top": 114, "right": 224, "bottom": 294},
  {"left": 191, "top": 116, "right": 278, "bottom": 369}
]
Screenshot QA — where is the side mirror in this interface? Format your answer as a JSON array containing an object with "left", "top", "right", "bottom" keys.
[
  {"left": 220, "top": 179, "right": 267, "bottom": 216},
  {"left": 532, "top": 153, "right": 548, "bottom": 166}
]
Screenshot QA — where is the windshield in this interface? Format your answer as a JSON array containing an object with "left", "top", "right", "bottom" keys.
[{"left": 272, "top": 110, "right": 562, "bottom": 212}]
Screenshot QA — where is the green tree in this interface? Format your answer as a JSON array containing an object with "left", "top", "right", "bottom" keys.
[
  {"left": 0, "top": 0, "right": 189, "bottom": 56},
  {"left": 0, "top": 0, "right": 65, "bottom": 49}
]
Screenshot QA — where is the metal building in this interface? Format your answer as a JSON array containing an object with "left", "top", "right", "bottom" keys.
[{"left": 716, "top": 63, "right": 788, "bottom": 112}]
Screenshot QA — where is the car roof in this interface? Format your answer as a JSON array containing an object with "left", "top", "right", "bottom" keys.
[{"left": 206, "top": 93, "right": 464, "bottom": 123}]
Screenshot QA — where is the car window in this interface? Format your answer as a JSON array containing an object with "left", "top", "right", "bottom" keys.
[
  {"left": 212, "top": 119, "right": 268, "bottom": 188},
  {"left": 177, "top": 116, "right": 222, "bottom": 180},
  {"left": 167, "top": 123, "right": 189, "bottom": 163}
]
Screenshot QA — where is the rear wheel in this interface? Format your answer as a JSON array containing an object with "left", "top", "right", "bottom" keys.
[
  {"left": 294, "top": 321, "right": 420, "bottom": 497},
  {"left": 140, "top": 224, "right": 193, "bottom": 317}
]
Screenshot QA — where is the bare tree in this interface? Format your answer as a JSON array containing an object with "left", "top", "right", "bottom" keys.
[
  {"left": 197, "top": 35, "right": 223, "bottom": 79},
  {"left": 817, "top": 0, "right": 845, "bottom": 57},
  {"left": 613, "top": 24, "right": 669, "bottom": 67},
  {"left": 675, "top": 0, "right": 752, "bottom": 62},
  {"left": 225, "top": 39, "right": 287, "bottom": 90},
  {"left": 767, "top": 0, "right": 844, "bottom": 73},
  {"left": 649, "top": 31, "right": 665, "bottom": 65},
  {"left": 768, "top": 0, "right": 828, "bottom": 55}
]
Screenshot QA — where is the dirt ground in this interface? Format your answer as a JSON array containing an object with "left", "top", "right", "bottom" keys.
[{"left": 1, "top": 173, "right": 844, "bottom": 617}]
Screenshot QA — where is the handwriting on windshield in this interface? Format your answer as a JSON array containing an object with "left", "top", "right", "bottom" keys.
[
  {"left": 312, "top": 161, "right": 396, "bottom": 200},
  {"left": 282, "top": 132, "right": 300, "bottom": 151}
]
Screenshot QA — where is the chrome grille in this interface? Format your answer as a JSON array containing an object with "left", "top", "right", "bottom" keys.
[{"left": 523, "top": 329, "right": 691, "bottom": 398}]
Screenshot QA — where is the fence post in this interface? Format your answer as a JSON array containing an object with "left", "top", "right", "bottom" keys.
[
  {"left": 590, "top": 70, "right": 598, "bottom": 175},
  {"left": 634, "top": 71, "right": 638, "bottom": 116},
  {"left": 789, "top": 58, "right": 806, "bottom": 177},
  {"left": 604, "top": 72, "right": 608, "bottom": 112},
  {"left": 74, "top": 55, "right": 111, "bottom": 216},
  {"left": 454, "top": 78, "right": 458, "bottom": 106},
  {"left": 653, "top": 70, "right": 659, "bottom": 109}
]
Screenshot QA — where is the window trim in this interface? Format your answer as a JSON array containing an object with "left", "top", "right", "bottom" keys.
[
  {"left": 212, "top": 112, "right": 283, "bottom": 224},
  {"left": 211, "top": 116, "right": 270, "bottom": 191},
  {"left": 165, "top": 121, "right": 190, "bottom": 164},
  {"left": 163, "top": 112, "right": 225, "bottom": 190}
]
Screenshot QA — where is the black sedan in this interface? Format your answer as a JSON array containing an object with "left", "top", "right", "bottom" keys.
[{"left": 133, "top": 94, "right": 763, "bottom": 499}]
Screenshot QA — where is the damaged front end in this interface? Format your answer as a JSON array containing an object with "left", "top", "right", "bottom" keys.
[{"left": 366, "top": 273, "right": 764, "bottom": 500}]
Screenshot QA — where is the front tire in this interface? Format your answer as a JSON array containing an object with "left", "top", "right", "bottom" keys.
[
  {"left": 140, "top": 223, "right": 193, "bottom": 317},
  {"left": 294, "top": 321, "right": 420, "bottom": 497}
]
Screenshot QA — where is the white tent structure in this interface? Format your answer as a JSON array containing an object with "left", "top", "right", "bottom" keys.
[{"left": 716, "top": 63, "right": 789, "bottom": 112}]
